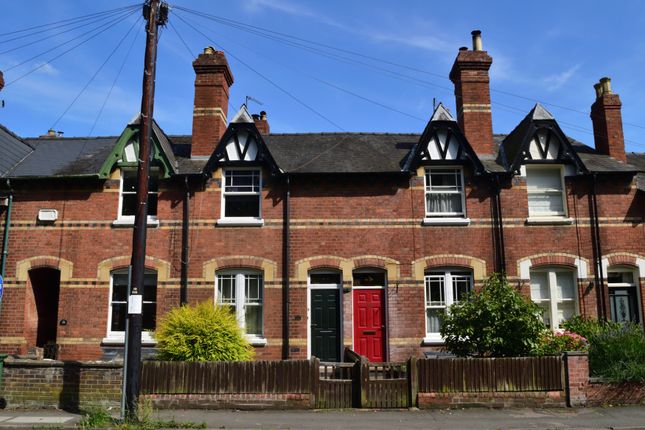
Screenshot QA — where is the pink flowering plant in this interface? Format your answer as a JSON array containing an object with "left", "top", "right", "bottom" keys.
[{"left": 534, "top": 330, "right": 589, "bottom": 355}]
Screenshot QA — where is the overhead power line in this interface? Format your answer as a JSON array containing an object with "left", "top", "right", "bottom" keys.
[
  {"left": 174, "top": 12, "right": 345, "bottom": 131},
  {"left": 0, "top": 4, "right": 141, "bottom": 40},
  {"left": 90, "top": 22, "right": 142, "bottom": 135},
  {"left": 4, "top": 9, "right": 139, "bottom": 87},
  {"left": 0, "top": 6, "right": 139, "bottom": 56},
  {"left": 174, "top": 5, "right": 645, "bottom": 133},
  {"left": 51, "top": 16, "right": 143, "bottom": 130}
]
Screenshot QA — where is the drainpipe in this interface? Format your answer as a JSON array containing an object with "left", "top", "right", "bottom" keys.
[
  {"left": 495, "top": 175, "right": 506, "bottom": 274},
  {"left": 179, "top": 176, "right": 190, "bottom": 305},
  {"left": 282, "top": 174, "right": 291, "bottom": 359},
  {"left": 590, "top": 173, "right": 606, "bottom": 319},
  {"left": 1, "top": 180, "right": 13, "bottom": 278}
]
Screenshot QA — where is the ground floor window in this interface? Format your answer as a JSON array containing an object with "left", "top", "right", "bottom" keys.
[
  {"left": 529, "top": 268, "right": 577, "bottom": 330},
  {"left": 607, "top": 268, "right": 641, "bottom": 324},
  {"left": 424, "top": 269, "right": 472, "bottom": 340},
  {"left": 216, "top": 270, "right": 264, "bottom": 337},
  {"left": 107, "top": 269, "right": 157, "bottom": 341}
]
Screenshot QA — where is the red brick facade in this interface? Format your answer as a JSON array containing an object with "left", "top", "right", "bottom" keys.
[{"left": 0, "top": 34, "right": 643, "bottom": 362}]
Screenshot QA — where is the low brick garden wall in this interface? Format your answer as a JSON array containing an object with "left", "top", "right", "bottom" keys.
[
  {"left": 143, "top": 393, "right": 313, "bottom": 410},
  {"left": 418, "top": 391, "right": 566, "bottom": 408},
  {"left": 1, "top": 358, "right": 121, "bottom": 410}
]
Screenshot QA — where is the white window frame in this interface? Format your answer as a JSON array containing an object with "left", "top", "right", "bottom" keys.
[
  {"left": 525, "top": 165, "right": 571, "bottom": 223},
  {"left": 103, "top": 268, "right": 156, "bottom": 345},
  {"left": 215, "top": 269, "right": 266, "bottom": 345},
  {"left": 113, "top": 168, "right": 160, "bottom": 227},
  {"left": 607, "top": 266, "right": 642, "bottom": 325},
  {"left": 529, "top": 267, "right": 579, "bottom": 330},
  {"left": 423, "top": 269, "right": 472, "bottom": 343},
  {"left": 217, "top": 168, "right": 264, "bottom": 227},
  {"left": 422, "top": 167, "right": 470, "bottom": 226}
]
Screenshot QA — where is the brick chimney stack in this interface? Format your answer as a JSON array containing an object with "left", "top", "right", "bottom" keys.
[
  {"left": 252, "top": 111, "right": 270, "bottom": 134},
  {"left": 590, "top": 77, "right": 626, "bottom": 162},
  {"left": 449, "top": 30, "right": 494, "bottom": 155},
  {"left": 191, "top": 47, "right": 234, "bottom": 158}
]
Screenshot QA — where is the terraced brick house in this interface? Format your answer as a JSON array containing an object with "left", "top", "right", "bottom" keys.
[{"left": 0, "top": 33, "right": 643, "bottom": 362}]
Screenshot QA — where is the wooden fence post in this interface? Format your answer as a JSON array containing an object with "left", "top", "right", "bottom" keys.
[
  {"left": 310, "top": 357, "right": 320, "bottom": 409},
  {"left": 359, "top": 359, "right": 369, "bottom": 408},
  {"left": 408, "top": 356, "right": 418, "bottom": 408}
]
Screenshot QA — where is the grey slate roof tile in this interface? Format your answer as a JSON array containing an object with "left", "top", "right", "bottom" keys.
[{"left": 0, "top": 124, "right": 33, "bottom": 177}]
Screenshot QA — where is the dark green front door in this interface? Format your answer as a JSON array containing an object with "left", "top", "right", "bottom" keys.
[{"left": 311, "top": 289, "right": 340, "bottom": 362}]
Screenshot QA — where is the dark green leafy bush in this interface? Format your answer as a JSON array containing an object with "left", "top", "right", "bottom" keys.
[
  {"left": 588, "top": 322, "right": 645, "bottom": 383},
  {"left": 562, "top": 315, "right": 620, "bottom": 339},
  {"left": 440, "top": 273, "right": 545, "bottom": 357},
  {"left": 155, "top": 300, "right": 254, "bottom": 362}
]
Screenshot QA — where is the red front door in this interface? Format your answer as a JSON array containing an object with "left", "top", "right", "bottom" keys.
[{"left": 353, "top": 289, "right": 385, "bottom": 362}]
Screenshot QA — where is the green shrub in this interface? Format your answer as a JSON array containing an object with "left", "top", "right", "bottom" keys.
[
  {"left": 533, "top": 330, "right": 588, "bottom": 355},
  {"left": 562, "top": 315, "right": 619, "bottom": 339},
  {"left": 440, "top": 273, "right": 545, "bottom": 357},
  {"left": 155, "top": 300, "right": 254, "bottom": 362},
  {"left": 588, "top": 322, "right": 645, "bottom": 383}
]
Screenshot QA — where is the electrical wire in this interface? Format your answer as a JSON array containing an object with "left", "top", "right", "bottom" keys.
[
  {"left": 0, "top": 6, "right": 139, "bottom": 56},
  {"left": 173, "top": 11, "right": 425, "bottom": 123},
  {"left": 3, "top": 8, "right": 138, "bottom": 73},
  {"left": 174, "top": 5, "right": 645, "bottom": 133},
  {"left": 4, "top": 9, "right": 139, "bottom": 87},
  {"left": 174, "top": 12, "right": 345, "bottom": 131},
  {"left": 90, "top": 22, "right": 142, "bottom": 135},
  {"left": 0, "top": 4, "right": 140, "bottom": 40},
  {"left": 50, "top": 15, "right": 142, "bottom": 130}
]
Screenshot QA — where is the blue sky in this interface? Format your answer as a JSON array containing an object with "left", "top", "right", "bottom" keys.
[{"left": 1, "top": 1, "right": 644, "bottom": 154}]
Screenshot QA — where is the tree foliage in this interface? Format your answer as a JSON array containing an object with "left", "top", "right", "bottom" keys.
[
  {"left": 155, "top": 300, "right": 254, "bottom": 362},
  {"left": 440, "top": 273, "right": 545, "bottom": 357}
]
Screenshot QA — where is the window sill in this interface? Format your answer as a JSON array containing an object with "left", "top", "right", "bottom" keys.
[
  {"left": 422, "top": 336, "right": 444, "bottom": 345},
  {"left": 216, "top": 218, "right": 264, "bottom": 227},
  {"left": 102, "top": 334, "right": 156, "bottom": 346},
  {"left": 245, "top": 335, "right": 267, "bottom": 346},
  {"left": 422, "top": 217, "right": 470, "bottom": 226},
  {"left": 112, "top": 217, "right": 160, "bottom": 228},
  {"left": 525, "top": 217, "right": 573, "bottom": 225}
]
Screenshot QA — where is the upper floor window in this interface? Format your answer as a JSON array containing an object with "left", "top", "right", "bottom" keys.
[
  {"left": 216, "top": 270, "right": 264, "bottom": 340},
  {"left": 424, "top": 269, "right": 472, "bottom": 341},
  {"left": 424, "top": 168, "right": 465, "bottom": 218},
  {"left": 525, "top": 166, "right": 566, "bottom": 218},
  {"left": 107, "top": 269, "right": 157, "bottom": 343},
  {"left": 530, "top": 268, "right": 577, "bottom": 330},
  {"left": 117, "top": 169, "right": 158, "bottom": 224},
  {"left": 219, "top": 169, "right": 263, "bottom": 226}
]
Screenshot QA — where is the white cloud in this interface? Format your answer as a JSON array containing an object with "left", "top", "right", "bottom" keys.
[{"left": 542, "top": 64, "right": 581, "bottom": 91}]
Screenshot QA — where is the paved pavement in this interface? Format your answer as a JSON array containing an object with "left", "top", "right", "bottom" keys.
[{"left": 0, "top": 406, "right": 644, "bottom": 429}]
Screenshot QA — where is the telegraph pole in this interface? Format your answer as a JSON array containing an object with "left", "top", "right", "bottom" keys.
[{"left": 124, "top": 0, "right": 167, "bottom": 420}]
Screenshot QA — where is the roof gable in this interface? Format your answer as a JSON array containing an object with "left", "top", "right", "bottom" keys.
[
  {"left": 502, "top": 104, "right": 587, "bottom": 174},
  {"left": 404, "top": 103, "right": 485, "bottom": 174},
  {"left": 99, "top": 116, "right": 178, "bottom": 179},
  {"left": 204, "top": 116, "right": 280, "bottom": 175}
]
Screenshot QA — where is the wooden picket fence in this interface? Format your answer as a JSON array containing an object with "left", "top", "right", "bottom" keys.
[{"left": 140, "top": 351, "right": 565, "bottom": 409}]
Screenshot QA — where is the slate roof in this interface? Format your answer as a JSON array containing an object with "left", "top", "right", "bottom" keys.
[
  {"left": 13, "top": 136, "right": 116, "bottom": 178},
  {"left": 627, "top": 152, "right": 645, "bottom": 191},
  {"left": 0, "top": 124, "right": 33, "bottom": 177},
  {"left": 1, "top": 125, "right": 642, "bottom": 178},
  {"left": 263, "top": 133, "right": 418, "bottom": 173}
]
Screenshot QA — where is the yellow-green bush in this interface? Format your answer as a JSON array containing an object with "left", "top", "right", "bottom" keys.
[{"left": 155, "top": 300, "right": 254, "bottom": 362}]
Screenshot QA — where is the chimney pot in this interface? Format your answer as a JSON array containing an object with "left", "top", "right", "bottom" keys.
[
  {"left": 260, "top": 110, "right": 267, "bottom": 120},
  {"left": 459, "top": 46, "right": 468, "bottom": 51},
  {"left": 594, "top": 82, "right": 603, "bottom": 99},
  {"left": 471, "top": 30, "right": 483, "bottom": 51},
  {"left": 204, "top": 46, "right": 215, "bottom": 55},
  {"left": 600, "top": 76, "right": 612, "bottom": 94},
  {"left": 47, "top": 129, "right": 56, "bottom": 137}
]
